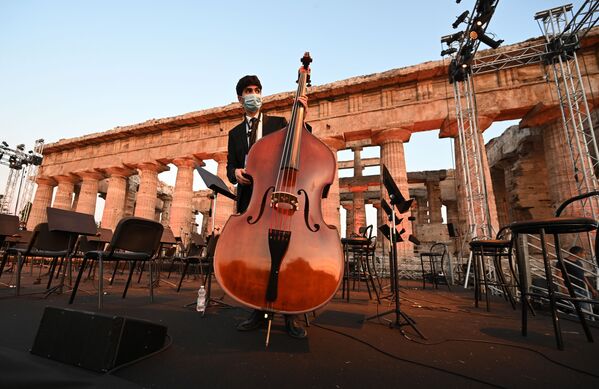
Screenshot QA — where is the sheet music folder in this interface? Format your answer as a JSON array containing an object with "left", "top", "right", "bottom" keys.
[{"left": 196, "top": 167, "right": 237, "bottom": 200}]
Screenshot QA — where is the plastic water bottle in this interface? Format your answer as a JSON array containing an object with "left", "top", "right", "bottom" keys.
[{"left": 196, "top": 286, "right": 206, "bottom": 313}]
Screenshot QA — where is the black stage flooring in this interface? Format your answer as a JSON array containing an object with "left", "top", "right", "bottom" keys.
[{"left": 0, "top": 268, "right": 598, "bottom": 388}]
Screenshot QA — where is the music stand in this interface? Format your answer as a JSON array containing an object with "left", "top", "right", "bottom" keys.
[
  {"left": 194, "top": 167, "right": 236, "bottom": 313},
  {"left": 365, "top": 165, "right": 425, "bottom": 339},
  {"left": 45, "top": 207, "right": 97, "bottom": 297}
]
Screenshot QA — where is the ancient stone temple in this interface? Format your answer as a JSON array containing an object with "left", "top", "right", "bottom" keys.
[{"left": 27, "top": 29, "right": 599, "bottom": 271}]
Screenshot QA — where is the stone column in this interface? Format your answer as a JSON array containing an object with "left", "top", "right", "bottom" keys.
[
  {"left": 373, "top": 128, "right": 413, "bottom": 256},
  {"left": 134, "top": 162, "right": 168, "bottom": 220},
  {"left": 542, "top": 119, "right": 591, "bottom": 215},
  {"left": 451, "top": 117, "right": 500, "bottom": 238},
  {"left": 351, "top": 187, "right": 367, "bottom": 235},
  {"left": 101, "top": 166, "right": 134, "bottom": 231},
  {"left": 52, "top": 174, "right": 79, "bottom": 210},
  {"left": 169, "top": 157, "right": 197, "bottom": 237},
  {"left": 425, "top": 179, "right": 442, "bottom": 224},
  {"left": 27, "top": 176, "right": 56, "bottom": 230},
  {"left": 321, "top": 137, "right": 345, "bottom": 231},
  {"left": 341, "top": 203, "right": 353, "bottom": 237},
  {"left": 75, "top": 171, "right": 105, "bottom": 216},
  {"left": 160, "top": 195, "right": 173, "bottom": 227},
  {"left": 416, "top": 194, "right": 429, "bottom": 225},
  {"left": 213, "top": 152, "right": 235, "bottom": 232},
  {"left": 124, "top": 176, "right": 139, "bottom": 217}
]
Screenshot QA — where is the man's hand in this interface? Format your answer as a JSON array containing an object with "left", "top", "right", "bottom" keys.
[
  {"left": 297, "top": 95, "right": 308, "bottom": 111},
  {"left": 235, "top": 168, "right": 251, "bottom": 185}
]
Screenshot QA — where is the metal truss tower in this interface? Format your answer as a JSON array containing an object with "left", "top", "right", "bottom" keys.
[{"left": 535, "top": 2, "right": 599, "bottom": 219}]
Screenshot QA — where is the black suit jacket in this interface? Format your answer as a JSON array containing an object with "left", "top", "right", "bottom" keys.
[{"left": 226, "top": 114, "right": 288, "bottom": 213}]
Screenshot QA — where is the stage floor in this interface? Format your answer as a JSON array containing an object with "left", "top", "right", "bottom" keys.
[{"left": 0, "top": 267, "right": 598, "bottom": 388}]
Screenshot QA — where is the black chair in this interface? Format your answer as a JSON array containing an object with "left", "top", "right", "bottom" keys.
[
  {"left": 0, "top": 214, "right": 20, "bottom": 249},
  {"left": 69, "top": 217, "right": 163, "bottom": 309},
  {"left": 177, "top": 234, "right": 216, "bottom": 292},
  {"left": 420, "top": 242, "right": 451, "bottom": 290},
  {"left": 510, "top": 191, "right": 599, "bottom": 350},
  {"left": 0, "top": 223, "right": 73, "bottom": 295}
]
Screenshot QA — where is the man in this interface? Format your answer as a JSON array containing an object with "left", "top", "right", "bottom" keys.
[
  {"left": 555, "top": 246, "right": 597, "bottom": 315},
  {"left": 226, "top": 75, "right": 308, "bottom": 339}
]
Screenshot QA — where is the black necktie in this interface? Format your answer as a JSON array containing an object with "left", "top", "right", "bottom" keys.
[{"left": 248, "top": 117, "right": 258, "bottom": 148}]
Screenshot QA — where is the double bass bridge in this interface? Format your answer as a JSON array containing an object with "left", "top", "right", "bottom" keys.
[{"left": 270, "top": 191, "right": 299, "bottom": 211}]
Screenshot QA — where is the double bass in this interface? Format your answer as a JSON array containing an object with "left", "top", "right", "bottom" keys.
[{"left": 214, "top": 53, "right": 344, "bottom": 314}]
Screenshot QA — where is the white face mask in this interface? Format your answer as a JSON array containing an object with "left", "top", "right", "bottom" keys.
[{"left": 242, "top": 94, "right": 262, "bottom": 112}]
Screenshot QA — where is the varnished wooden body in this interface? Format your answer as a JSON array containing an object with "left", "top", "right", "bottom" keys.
[{"left": 214, "top": 127, "right": 344, "bottom": 314}]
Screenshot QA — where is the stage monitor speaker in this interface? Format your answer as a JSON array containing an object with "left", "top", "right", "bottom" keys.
[
  {"left": 447, "top": 223, "right": 457, "bottom": 238},
  {"left": 31, "top": 307, "right": 168, "bottom": 372}
]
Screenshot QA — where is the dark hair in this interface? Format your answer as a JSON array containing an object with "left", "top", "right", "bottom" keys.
[
  {"left": 569, "top": 246, "right": 584, "bottom": 255},
  {"left": 236, "top": 75, "right": 262, "bottom": 96}
]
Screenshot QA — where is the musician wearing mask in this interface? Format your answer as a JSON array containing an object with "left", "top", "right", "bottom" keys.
[{"left": 226, "top": 75, "right": 309, "bottom": 339}]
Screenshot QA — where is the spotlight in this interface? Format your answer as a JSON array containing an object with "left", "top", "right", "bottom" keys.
[
  {"left": 441, "top": 31, "right": 463, "bottom": 45},
  {"left": 456, "top": 0, "right": 462, "bottom": 3},
  {"left": 1, "top": 141, "right": 8, "bottom": 147},
  {"left": 16, "top": 144, "right": 25, "bottom": 150},
  {"left": 441, "top": 47, "right": 458, "bottom": 56},
  {"left": 452, "top": 10, "right": 470, "bottom": 29},
  {"left": 467, "top": 27, "right": 503, "bottom": 49}
]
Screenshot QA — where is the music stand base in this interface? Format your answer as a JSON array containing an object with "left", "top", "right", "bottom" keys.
[{"left": 365, "top": 308, "right": 426, "bottom": 339}]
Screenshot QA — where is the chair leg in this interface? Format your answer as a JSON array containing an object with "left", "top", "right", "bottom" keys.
[
  {"left": 0, "top": 250, "right": 9, "bottom": 278},
  {"left": 46, "top": 257, "right": 59, "bottom": 289},
  {"left": 420, "top": 255, "right": 426, "bottom": 289},
  {"left": 149, "top": 260, "right": 154, "bottom": 303},
  {"left": 177, "top": 262, "right": 190, "bottom": 292},
  {"left": 16, "top": 253, "right": 25, "bottom": 296},
  {"left": 98, "top": 255, "right": 104, "bottom": 310},
  {"left": 137, "top": 262, "right": 145, "bottom": 283},
  {"left": 539, "top": 230, "right": 564, "bottom": 350},
  {"left": 123, "top": 261, "right": 137, "bottom": 299},
  {"left": 110, "top": 260, "right": 119, "bottom": 285},
  {"left": 554, "top": 235, "right": 593, "bottom": 344},
  {"left": 472, "top": 249, "right": 480, "bottom": 308},
  {"left": 479, "top": 251, "right": 491, "bottom": 312},
  {"left": 69, "top": 257, "right": 88, "bottom": 304}
]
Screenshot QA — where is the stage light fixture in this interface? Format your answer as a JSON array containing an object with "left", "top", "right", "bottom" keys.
[
  {"left": 441, "top": 31, "right": 463, "bottom": 45},
  {"left": 441, "top": 47, "right": 458, "bottom": 56},
  {"left": 16, "top": 144, "right": 25, "bottom": 150},
  {"left": 478, "top": 33, "right": 503, "bottom": 49},
  {"left": 452, "top": 10, "right": 469, "bottom": 29},
  {"left": 2, "top": 141, "right": 8, "bottom": 147}
]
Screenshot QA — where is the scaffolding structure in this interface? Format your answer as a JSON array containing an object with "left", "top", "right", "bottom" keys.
[
  {"left": 0, "top": 139, "right": 44, "bottom": 220},
  {"left": 535, "top": 2, "right": 599, "bottom": 219}
]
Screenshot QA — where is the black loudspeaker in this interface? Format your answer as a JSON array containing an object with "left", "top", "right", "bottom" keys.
[
  {"left": 447, "top": 223, "right": 457, "bottom": 238},
  {"left": 31, "top": 307, "right": 168, "bottom": 372}
]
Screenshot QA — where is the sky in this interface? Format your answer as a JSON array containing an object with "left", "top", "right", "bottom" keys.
[{"left": 0, "top": 0, "right": 588, "bottom": 232}]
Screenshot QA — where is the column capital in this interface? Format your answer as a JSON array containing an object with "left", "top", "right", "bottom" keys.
[
  {"left": 172, "top": 156, "right": 200, "bottom": 169},
  {"left": 36, "top": 176, "right": 57, "bottom": 186},
  {"left": 104, "top": 166, "right": 136, "bottom": 178},
  {"left": 136, "top": 161, "right": 169, "bottom": 174},
  {"left": 519, "top": 103, "right": 562, "bottom": 128},
  {"left": 53, "top": 173, "right": 80, "bottom": 184},
  {"left": 211, "top": 152, "right": 228, "bottom": 163},
  {"left": 439, "top": 113, "right": 497, "bottom": 138},
  {"left": 321, "top": 136, "right": 346, "bottom": 151},
  {"left": 372, "top": 128, "right": 411, "bottom": 145},
  {"left": 75, "top": 170, "right": 105, "bottom": 181}
]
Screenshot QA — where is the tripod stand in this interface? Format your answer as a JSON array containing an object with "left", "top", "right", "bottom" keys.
[{"left": 365, "top": 165, "right": 425, "bottom": 339}]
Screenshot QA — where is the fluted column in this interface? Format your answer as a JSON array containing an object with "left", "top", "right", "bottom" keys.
[
  {"left": 450, "top": 117, "right": 500, "bottom": 238},
  {"left": 75, "top": 171, "right": 105, "bottom": 216},
  {"left": 101, "top": 166, "right": 134, "bottom": 231},
  {"left": 213, "top": 152, "right": 235, "bottom": 231},
  {"left": 351, "top": 188, "right": 367, "bottom": 235},
  {"left": 160, "top": 195, "right": 173, "bottom": 227},
  {"left": 373, "top": 128, "right": 413, "bottom": 256},
  {"left": 27, "top": 176, "right": 56, "bottom": 230},
  {"left": 52, "top": 174, "right": 79, "bottom": 210},
  {"left": 321, "top": 137, "right": 345, "bottom": 231},
  {"left": 170, "top": 157, "right": 198, "bottom": 238},
  {"left": 134, "top": 162, "right": 168, "bottom": 220},
  {"left": 426, "top": 179, "right": 442, "bottom": 224},
  {"left": 542, "top": 119, "right": 596, "bottom": 215},
  {"left": 341, "top": 203, "right": 353, "bottom": 237}
]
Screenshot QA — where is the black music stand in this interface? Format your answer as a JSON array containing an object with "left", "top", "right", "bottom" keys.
[
  {"left": 365, "top": 165, "right": 425, "bottom": 339},
  {"left": 193, "top": 167, "right": 236, "bottom": 313},
  {"left": 45, "top": 207, "right": 97, "bottom": 297}
]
